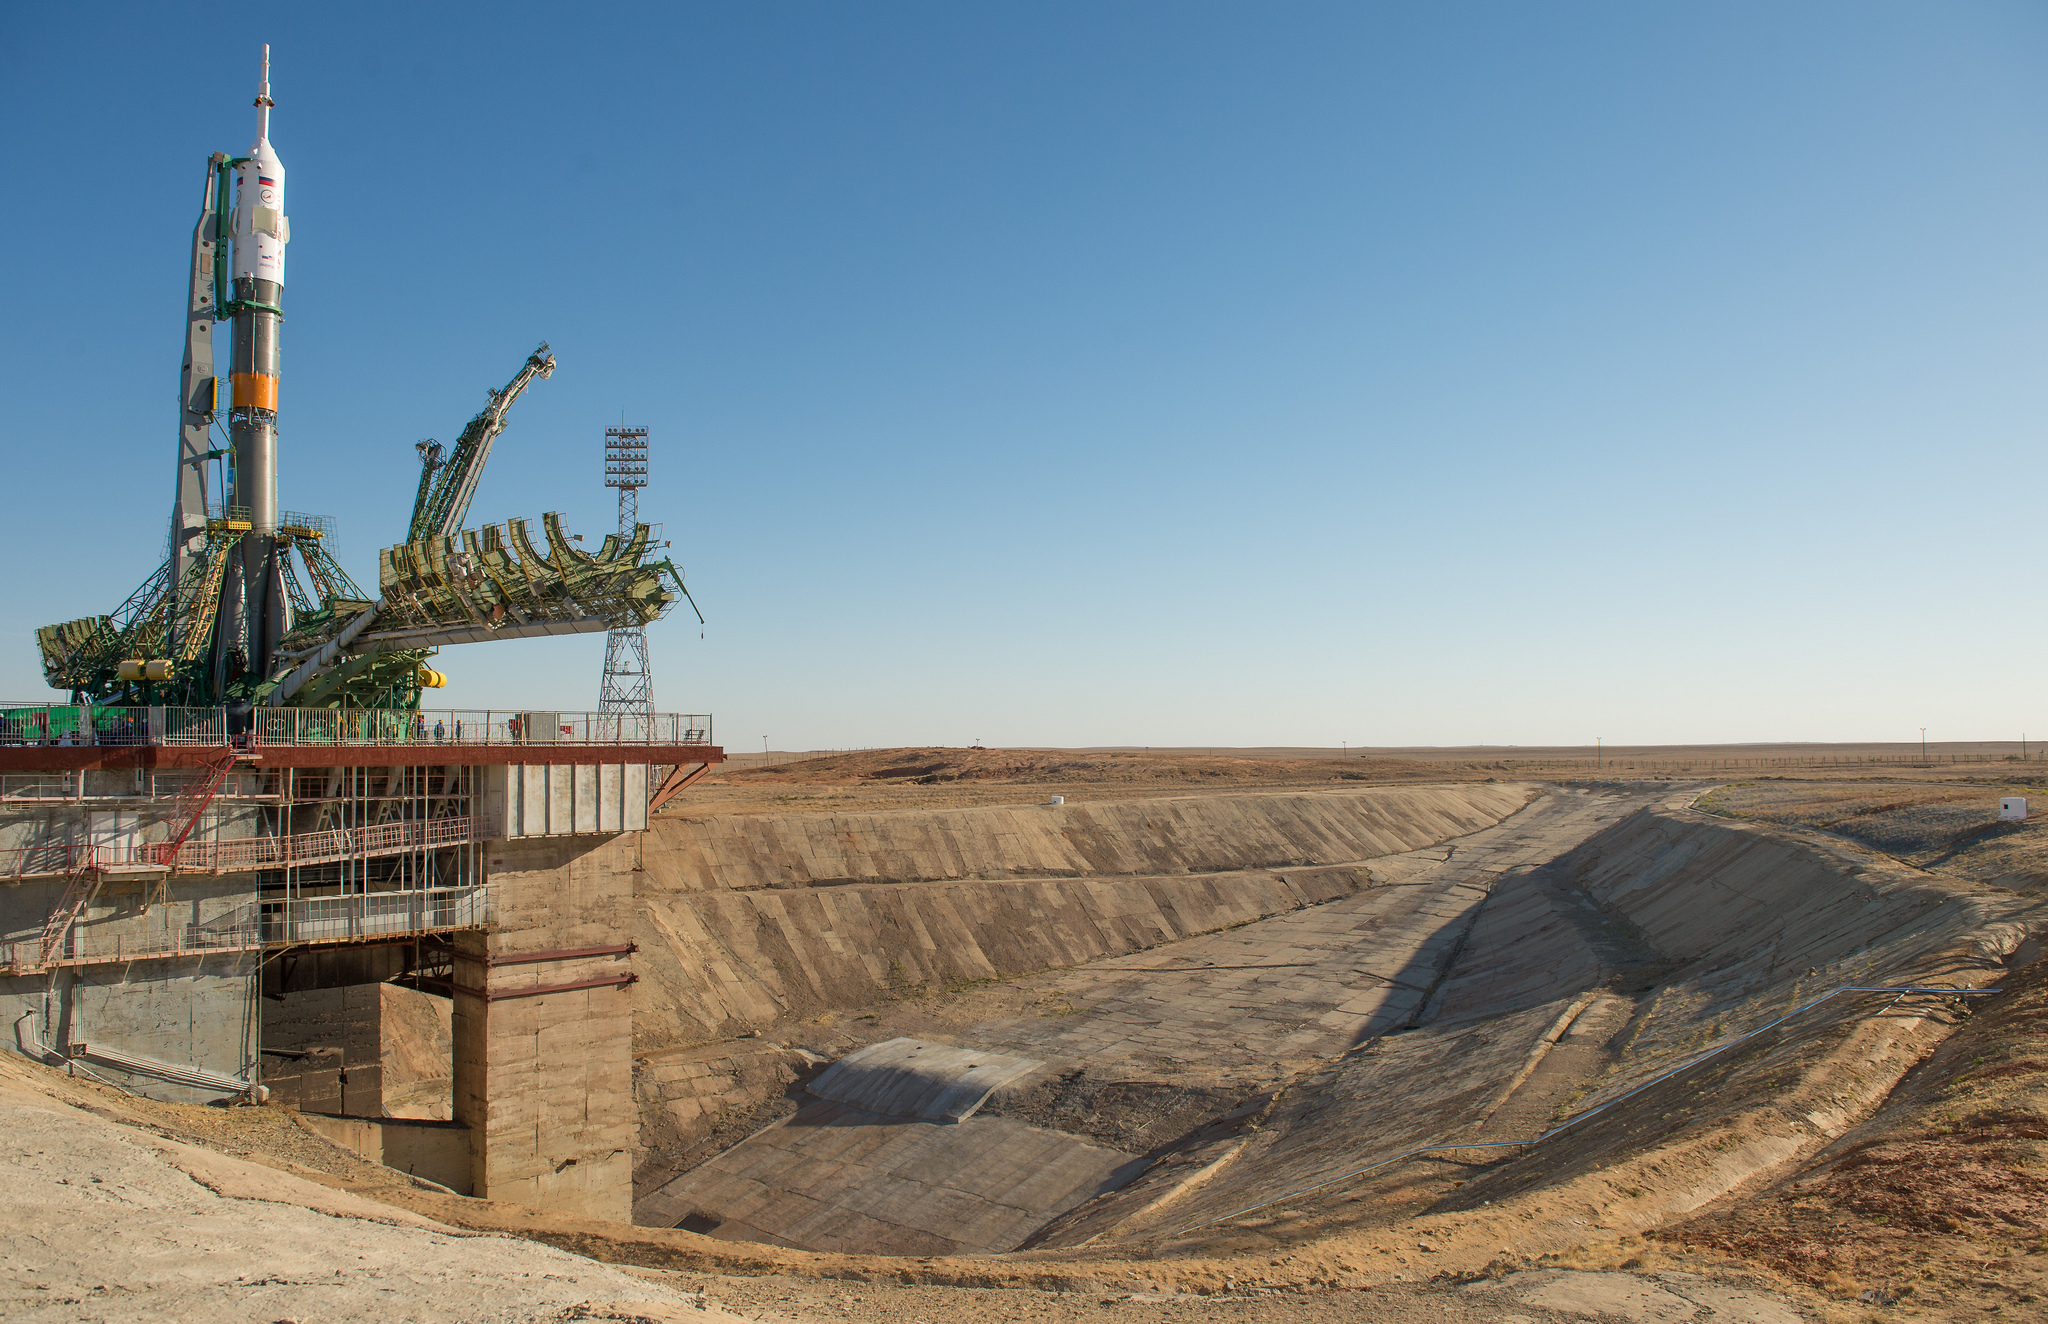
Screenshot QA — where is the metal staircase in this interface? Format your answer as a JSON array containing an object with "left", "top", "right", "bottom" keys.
[
  {"left": 28, "top": 751, "right": 241, "bottom": 970},
  {"left": 140, "top": 751, "right": 242, "bottom": 867},
  {"left": 33, "top": 858, "right": 104, "bottom": 969}
]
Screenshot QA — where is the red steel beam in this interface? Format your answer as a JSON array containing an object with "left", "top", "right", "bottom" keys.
[
  {"left": 483, "top": 942, "right": 636, "bottom": 967},
  {"left": 450, "top": 972, "right": 638, "bottom": 1001},
  {"left": 647, "top": 761, "right": 715, "bottom": 813}
]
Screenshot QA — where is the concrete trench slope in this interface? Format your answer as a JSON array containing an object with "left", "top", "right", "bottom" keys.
[
  {"left": 641, "top": 784, "right": 1533, "bottom": 892},
  {"left": 629, "top": 784, "right": 1534, "bottom": 1051},
  {"left": 808, "top": 1039, "right": 1044, "bottom": 1121},
  {"left": 641, "top": 787, "right": 1642, "bottom": 1249},
  {"left": 646, "top": 788, "right": 2041, "bottom": 1258},
  {"left": 1040, "top": 795, "right": 2040, "bottom": 1249}
]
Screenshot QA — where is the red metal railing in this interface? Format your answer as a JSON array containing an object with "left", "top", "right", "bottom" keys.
[{"left": 0, "top": 815, "right": 483, "bottom": 879}]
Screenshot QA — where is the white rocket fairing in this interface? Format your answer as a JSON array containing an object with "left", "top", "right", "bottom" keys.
[{"left": 231, "top": 48, "right": 288, "bottom": 293}]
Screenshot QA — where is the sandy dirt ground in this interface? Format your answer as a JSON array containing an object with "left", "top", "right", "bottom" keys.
[
  {"left": 0, "top": 1038, "right": 1824, "bottom": 1322},
  {"left": 672, "top": 748, "right": 1496, "bottom": 817},
  {"left": 684, "top": 746, "right": 2044, "bottom": 818},
  {"left": 0, "top": 1039, "right": 1818, "bottom": 1323},
  {"left": 1698, "top": 780, "right": 2048, "bottom": 892},
  {"left": 0, "top": 1059, "right": 750, "bottom": 1324},
  {"left": 1656, "top": 919, "right": 2048, "bottom": 1318}
]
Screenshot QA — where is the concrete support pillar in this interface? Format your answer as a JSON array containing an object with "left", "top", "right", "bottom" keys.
[{"left": 452, "top": 832, "right": 638, "bottom": 1220}]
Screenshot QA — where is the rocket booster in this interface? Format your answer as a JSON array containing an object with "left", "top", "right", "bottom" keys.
[{"left": 227, "top": 45, "right": 289, "bottom": 681}]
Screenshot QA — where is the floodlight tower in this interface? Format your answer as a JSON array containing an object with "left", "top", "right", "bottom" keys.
[{"left": 598, "top": 426, "right": 655, "bottom": 730}]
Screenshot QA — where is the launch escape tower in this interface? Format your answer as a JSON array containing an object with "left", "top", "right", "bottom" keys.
[
  {"left": 1, "top": 49, "right": 725, "bottom": 1221},
  {"left": 598, "top": 428, "right": 655, "bottom": 725}
]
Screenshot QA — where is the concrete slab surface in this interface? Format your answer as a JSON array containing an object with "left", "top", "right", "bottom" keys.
[
  {"left": 647, "top": 1100, "right": 1142, "bottom": 1254},
  {"left": 808, "top": 1037, "right": 1043, "bottom": 1121}
]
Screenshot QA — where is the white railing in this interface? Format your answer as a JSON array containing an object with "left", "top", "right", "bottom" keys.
[
  {"left": 153, "top": 814, "right": 482, "bottom": 872},
  {"left": 254, "top": 708, "right": 712, "bottom": 748},
  {"left": 0, "top": 918, "right": 265, "bottom": 971},
  {"left": 0, "top": 885, "right": 490, "bottom": 972},
  {"left": 0, "top": 705, "right": 224, "bottom": 747},
  {"left": 0, "top": 774, "right": 83, "bottom": 800},
  {"left": 266, "top": 885, "right": 489, "bottom": 945},
  {"left": 0, "top": 704, "right": 712, "bottom": 750}
]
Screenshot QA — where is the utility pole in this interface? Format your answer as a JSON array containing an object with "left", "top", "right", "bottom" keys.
[
  {"left": 597, "top": 426, "right": 654, "bottom": 732},
  {"left": 1920, "top": 728, "right": 1927, "bottom": 765}
]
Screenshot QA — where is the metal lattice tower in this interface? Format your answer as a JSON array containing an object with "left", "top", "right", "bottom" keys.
[{"left": 598, "top": 426, "right": 654, "bottom": 728}]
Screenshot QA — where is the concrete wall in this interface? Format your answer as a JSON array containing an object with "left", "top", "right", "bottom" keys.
[
  {"left": 482, "top": 763, "right": 648, "bottom": 838},
  {"left": 0, "top": 955, "right": 257, "bottom": 1104},
  {"left": 623, "top": 785, "right": 1534, "bottom": 1214},
  {"left": 450, "top": 786, "right": 1528, "bottom": 1224},
  {"left": 295, "top": 1113, "right": 471, "bottom": 1193},
  {"left": 1034, "top": 798, "right": 2035, "bottom": 1246},
  {"left": 261, "top": 979, "right": 454, "bottom": 1119},
  {"left": 0, "top": 869, "right": 261, "bottom": 957},
  {"left": 0, "top": 824, "right": 262, "bottom": 1105},
  {"left": 380, "top": 983, "right": 454, "bottom": 1119},
  {"left": 0, "top": 797, "right": 268, "bottom": 855},
  {"left": 262, "top": 983, "right": 384, "bottom": 1114},
  {"left": 454, "top": 833, "right": 638, "bottom": 1221},
  {"left": 635, "top": 1038, "right": 815, "bottom": 1199},
  {"left": 1552, "top": 802, "right": 2020, "bottom": 1071},
  {"left": 637, "top": 867, "right": 1367, "bottom": 1049}
]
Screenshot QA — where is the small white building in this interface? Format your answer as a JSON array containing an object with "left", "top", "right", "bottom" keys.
[{"left": 2002, "top": 796, "right": 2028, "bottom": 821}]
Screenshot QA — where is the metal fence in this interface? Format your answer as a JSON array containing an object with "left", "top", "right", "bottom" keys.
[
  {"left": 0, "top": 774, "right": 83, "bottom": 801},
  {"left": 178, "top": 814, "right": 481, "bottom": 872},
  {"left": 0, "top": 841, "right": 91, "bottom": 880},
  {"left": 265, "top": 885, "right": 489, "bottom": 945},
  {"left": 0, "top": 704, "right": 711, "bottom": 750},
  {"left": 0, "top": 815, "right": 482, "bottom": 880},
  {"left": 254, "top": 708, "right": 713, "bottom": 748},
  {"left": 2, "top": 917, "right": 264, "bottom": 972},
  {"left": 0, "top": 884, "right": 491, "bottom": 972}
]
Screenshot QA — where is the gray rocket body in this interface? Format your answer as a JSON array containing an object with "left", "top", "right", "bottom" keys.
[{"left": 231, "top": 274, "right": 285, "bottom": 676}]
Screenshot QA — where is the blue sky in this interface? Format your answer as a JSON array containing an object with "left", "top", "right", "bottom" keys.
[{"left": 3, "top": 3, "right": 2044, "bottom": 749}]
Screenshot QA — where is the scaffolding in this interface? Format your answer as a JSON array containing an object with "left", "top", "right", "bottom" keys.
[{"left": 0, "top": 757, "right": 488, "bottom": 974}]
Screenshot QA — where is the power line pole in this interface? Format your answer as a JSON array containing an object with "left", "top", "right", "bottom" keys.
[{"left": 598, "top": 426, "right": 654, "bottom": 731}]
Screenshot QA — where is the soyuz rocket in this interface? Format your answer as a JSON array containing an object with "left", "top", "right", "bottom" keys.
[
  {"left": 229, "top": 46, "right": 288, "bottom": 684},
  {"left": 174, "top": 47, "right": 290, "bottom": 693}
]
